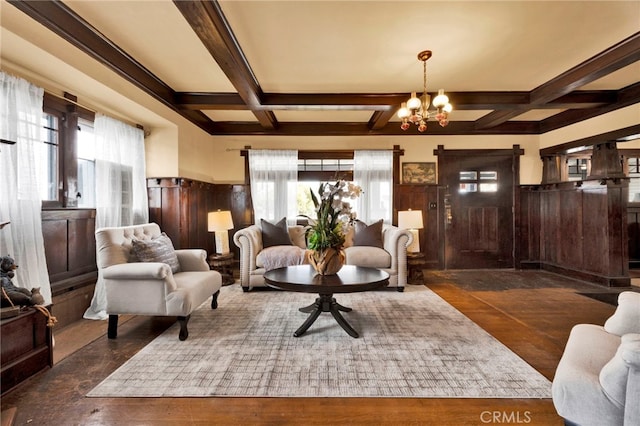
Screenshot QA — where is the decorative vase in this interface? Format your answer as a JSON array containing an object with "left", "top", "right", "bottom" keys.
[{"left": 307, "top": 247, "right": 345, "bottom": 275}]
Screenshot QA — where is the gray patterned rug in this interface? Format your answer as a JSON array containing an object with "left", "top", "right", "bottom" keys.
[{"left": 87, "top": 284, "right": 551, "bottom": 398}]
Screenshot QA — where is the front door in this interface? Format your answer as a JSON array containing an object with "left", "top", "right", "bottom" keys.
[{"left": 436, "top": 146, "right": 522, "bottom": 269}]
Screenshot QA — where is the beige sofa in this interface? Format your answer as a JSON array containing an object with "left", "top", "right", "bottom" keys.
[
  {"left": 233, "top": 223, "right": 412, "bottom": 292},
  {"left": 96, "top": 223, "right": 222, "bottom": 340},
  {"left": 552, "top": 291, "right": 640, "bottom": 426}
]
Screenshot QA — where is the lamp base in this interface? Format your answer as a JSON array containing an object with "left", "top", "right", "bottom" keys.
[
  {"left": 407, "top": 229, "right": 420, "bottom": 253},
  {"left": 214, "top": 231, "right": 230, "bottom": 254}
]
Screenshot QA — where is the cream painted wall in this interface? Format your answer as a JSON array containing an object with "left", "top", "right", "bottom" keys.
[
  {"left": 540, "top": 105, "right": 640, "bottom": 149},
  {"left": 207, "top": 134, "right": 543, "bottom": 185}
]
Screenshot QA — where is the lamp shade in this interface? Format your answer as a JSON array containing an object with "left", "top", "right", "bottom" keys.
[
  {"left": 398, "top": 210, "right": 423, "bottom": 230},
  {"left": 208, "top": 210, "right": 234, "bottom": 231}
]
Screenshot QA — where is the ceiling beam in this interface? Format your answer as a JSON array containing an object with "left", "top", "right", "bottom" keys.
[
  {"left": 475, "top": 31, "right": 640, "bottom": 130},
  {"left": 208, "top": 121, "right": 539, "bottom": 136},
  {"left": 175, "top": 90, "right": 617, "bottom": 111},
  {"left": 173, "top": 0, "right": 277, "bottom": 129},
  {"left": 540, "top": 82, "right": 640, "bottom": 133},
  {"left": 7, "top": 0, "right": 217, "bottom": 134},
  {"left": 531, "top": 31, "right": 640, "bottom": 105}
]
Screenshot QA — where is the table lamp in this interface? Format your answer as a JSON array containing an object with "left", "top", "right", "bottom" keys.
[
  {"left": 398, "top": 209, "right": 424, "bottom": 253},
  {"left": 208, "top": 210, "right": 234, "bottom": 254}
]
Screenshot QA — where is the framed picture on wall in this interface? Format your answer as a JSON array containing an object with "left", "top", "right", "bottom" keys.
[{"left": 402, "top": 162, "right": 436, "bottom": 184}]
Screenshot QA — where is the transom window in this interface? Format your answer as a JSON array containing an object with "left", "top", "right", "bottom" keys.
[{"left": 459, "top": 170, "right": 498, "bottom": 193}]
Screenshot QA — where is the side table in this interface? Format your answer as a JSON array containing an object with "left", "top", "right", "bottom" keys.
[
  {"left": 406, "top": 252, "right": 426, "bottom": 285},
  {"left": 208, "top": 252, "right": 235, "bottom": 286}
]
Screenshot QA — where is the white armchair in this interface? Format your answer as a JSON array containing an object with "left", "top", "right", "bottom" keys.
[{"left": 96, "top": 223, "right": 222, "bottom": 341}]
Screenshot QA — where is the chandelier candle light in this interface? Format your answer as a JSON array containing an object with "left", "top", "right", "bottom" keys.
[{"left": 397, "top": 50, "right": 452, "bottom": 132}]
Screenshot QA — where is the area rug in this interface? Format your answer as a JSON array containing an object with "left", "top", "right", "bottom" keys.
[{"left": 87, "top": 285, "right": 551, "bottom": 398}]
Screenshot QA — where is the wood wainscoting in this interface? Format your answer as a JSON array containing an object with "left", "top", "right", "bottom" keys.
[{"left": 518, "top": 179, "right": 630, "bottom": 287}]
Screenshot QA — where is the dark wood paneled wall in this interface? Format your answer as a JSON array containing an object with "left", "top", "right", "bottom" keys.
[
  {"left": 147, "top": 178, "right": 251, "bottom": 259},
  {"left": 41, "top": 209, "right": 97, "bottom": 296},
  {"left": 394, "top": 184, "right": 441, "bottom": 268},
  {"left": 518, "top": 179, "right": 629, "bottom": 287}
]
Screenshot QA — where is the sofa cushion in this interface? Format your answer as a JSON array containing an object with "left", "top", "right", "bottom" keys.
[
  {"left": 256, "top": 245, "right": 307, "bottom": 271},
  {"left": 288, "top": 225, "right": 307, "bottom": 249},
  {"left": 599, "top": 333, "right": 640, "bottom": 408},
  {"left": 604, "top": 292, "right": 640, "bottom": 336},
  {"left": 353, "top": 219, "right": 383, "bottom": 248},
  {"left": 131, "top": 232, "right": 180, "bottom": 274},
  {"left": 261, "top": 218, "right": 292, "bottom": 247},
  {"left": 343, "top": 225, "right": 355, "bottom": 248},
  {"left": 344, "top": 246, "right": 391, "bottom": 268}
]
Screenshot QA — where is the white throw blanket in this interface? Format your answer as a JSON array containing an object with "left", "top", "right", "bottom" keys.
[{"left": 256, "top": 245, "right": 308, "bottom": 271}]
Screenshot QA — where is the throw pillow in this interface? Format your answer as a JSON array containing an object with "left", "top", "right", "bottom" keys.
[
  {"left": 131, "top": 232, "right": 180, "bottom": 274},
  {"left": 353, "top": 219, "right": 384, "bottom": 248},
  {"left": 604, "top": 292, "right": 640, "bottom": 336},
  {"left": 261, "top": 217, "right": 292, "bottom": 247}
]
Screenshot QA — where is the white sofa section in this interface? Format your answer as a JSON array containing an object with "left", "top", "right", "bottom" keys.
[
  {"left": 552, "top": 291, "right": 640, "bottom": 426},
  {"left": 233, "top": 223, "right": 412, "bottom": 292}
]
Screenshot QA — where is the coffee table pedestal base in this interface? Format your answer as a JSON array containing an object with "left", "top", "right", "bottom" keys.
[{"left": 295, "top": 294, "right": 358, "bottom": 338}]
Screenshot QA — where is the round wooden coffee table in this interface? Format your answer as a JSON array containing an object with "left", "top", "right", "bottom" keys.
[{"left": 263, "top": 264, "right": 389, "bottom": 338}]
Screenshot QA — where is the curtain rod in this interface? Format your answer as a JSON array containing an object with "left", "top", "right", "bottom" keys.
[{"left": 45, "top": 91, "right": 97, "bottom": 114}]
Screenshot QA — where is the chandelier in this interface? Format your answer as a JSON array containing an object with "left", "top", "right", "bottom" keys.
[{"left": 397, "top": 50, "right": 452, "bottom": 132}]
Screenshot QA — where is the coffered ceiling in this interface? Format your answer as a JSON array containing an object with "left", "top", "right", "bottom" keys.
[{"left": 5, "top": 0, "right": 640, "bottom": 137}]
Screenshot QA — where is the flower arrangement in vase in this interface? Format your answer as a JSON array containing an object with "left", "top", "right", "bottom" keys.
[{"left": 304, "top": 180, "right": 362, "bottom": 275}]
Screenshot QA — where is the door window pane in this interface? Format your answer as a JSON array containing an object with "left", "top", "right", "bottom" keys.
[{"left": 460, "top": 171, "right": 477, "bottom": 180}]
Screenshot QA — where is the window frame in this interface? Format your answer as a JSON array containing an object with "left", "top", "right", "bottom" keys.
[{"left": 42, "top": 93, "right": 95, "bottom": 209}]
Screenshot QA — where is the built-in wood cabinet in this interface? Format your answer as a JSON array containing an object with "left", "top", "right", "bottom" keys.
[
  {"left": 1, "top": 307, "right": 53, "bottom": 395},
  {"left": 41, "top": 209, "right": 97, "bottom": 296}
]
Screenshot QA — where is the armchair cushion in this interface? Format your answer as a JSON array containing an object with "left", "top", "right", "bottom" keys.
[
  {"left": 261, "top": 218, "right": 292, "bottom": 247},
  {"left": 604, "top": 292, "right": 640, "bottom": 336},
  {"left": 352, "top": 219, "right": 383, "bottom": 248},
  {"left": 131, "top": 232, "right": 180, "bottom": 273}
]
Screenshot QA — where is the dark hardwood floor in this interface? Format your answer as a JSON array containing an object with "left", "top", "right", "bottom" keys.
[{"left": 1, "top": 270, "right": 633, "bottom": 426}]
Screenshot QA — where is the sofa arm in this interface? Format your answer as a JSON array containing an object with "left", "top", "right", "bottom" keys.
[
  {"left": 176, "top": 249, "right": 209, "bottom": 271},
  {"left": 233, "top": 225, "right": 263, "bottom": 287},
  {"left": 102, "top": 262, "right": 178, "bottom": 294},
  {"left": 382, "top": 225, "right": 412, "bottom": 270},
  {"left": 102, "top": 262, "right": 172, "bottom": 280}
]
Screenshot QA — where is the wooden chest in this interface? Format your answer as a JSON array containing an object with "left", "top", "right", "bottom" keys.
[{"left": 1, "top": 307, "right": 53, "bottom": 395}]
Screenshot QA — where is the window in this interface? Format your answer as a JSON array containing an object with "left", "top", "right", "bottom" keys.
[
  {"left": 628, "top": 157, "right": 640, "bottom": 202},
  {"left": 40, "top": 93, "right": 95, "bottom": 208},
  {"left": 39, "top": 112, "right": 60, "bottom": 201},
  {"left": 459, "top": 170, "right": 498, "bottom": 193},
  {"left": 77, "top": 118, "right": 95, "bottom": 207},
  {"left": 567, "top": 158, "right": 589, "bottom": 181}
]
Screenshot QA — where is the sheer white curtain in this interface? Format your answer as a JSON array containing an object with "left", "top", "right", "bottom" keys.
[
  {"left": 248, "top": 150, "right": 298, "bottom": 225},
  {"left": 0, "top": 72, "right": 51, "bottom": 304},
  {"left": 84, "top": 113, "right": 148, "bottom": 320},
  {"left": 94, "top": 113, "right": 148, "bottom": 228},
  {"left": 354, "top": 150, "right": 393, "bottom": 224}
]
